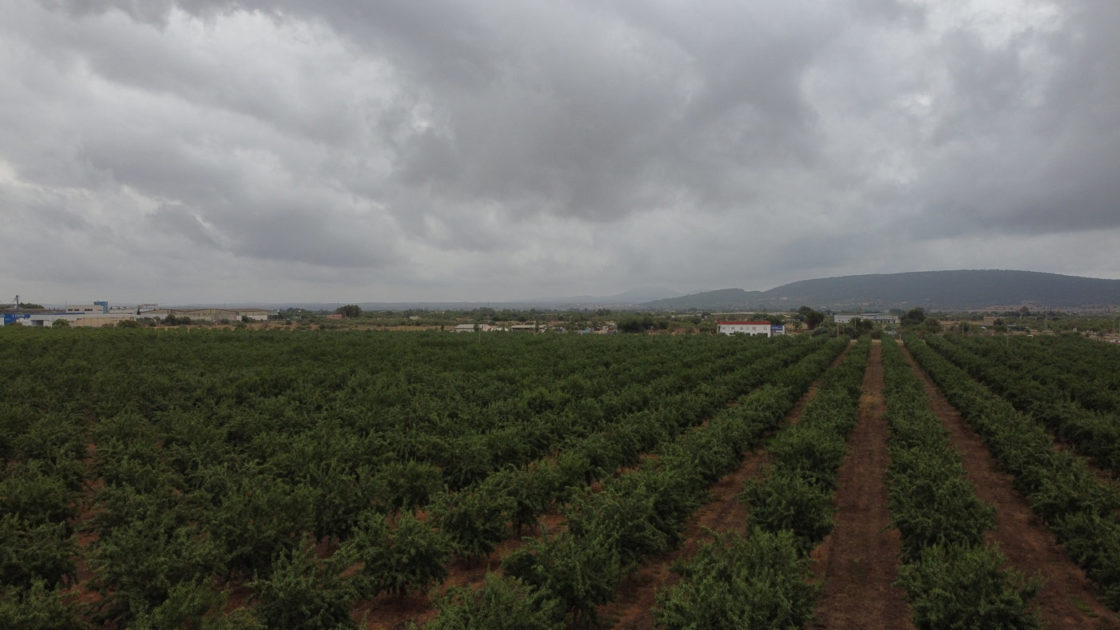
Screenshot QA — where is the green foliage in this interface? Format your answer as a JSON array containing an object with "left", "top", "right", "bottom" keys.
[
  {"left": 249, "top": 545, "right": 355, "bottom": 630},
  {"left": 478, "top": 466, "right": 557, "bottom": 535},
  {"left": 377, "top": 460, "right": 444, "bottom": 510},
  {"left": 0, "top": 461, "right": 76, "bottom": 526},
  {"left": 0, "top": 515, "right": 77, "bottom": 589},
  {"left": 887, "top": 447, "right": 995, "bottom": 561},
  {"left": 899, "top": 545, "right": 1040, "bottom": 630},
  {"left": 428, "top": 573, "right": 565, "bottom": 630},
  {"left": 50, "top": 319, "right": 69, "bottom": 328},
  {"left": 906, "top": 334, "right": 1120, "bottom": 609},
  {"left": 438, "top": 435, "right": 494, "bottom": 489},
  {"left": 882, "top": 338, "right": 1040, "bottom": 623},
  {"left": 927, "top": 334, "right": 1120, "bottom": 476},
  {"left": 617, "top": 315, "right": 660, "bottom": 333},
  {"left": 502, "top": 533, "right": 622, "bottom": 627},
  {"left": 654, "top": 529, "right": 818, "bottom": 630},
  {"left": 1052, "top": 511, "right": 1120, "bottom": 610},
  {"left": 901, "top": 308, "right": 926, "bottom": 326},
  {"left": 739, "top": 339, "right": 866, "bottom": 556},
  {"left": 429, "top": 488, "right": 512, "bottom": 560},
  {"left": 335, "top": 304, "right": 362, "bottom": 318},
  {"left": 765, "top": 427, "right": 848, "bottom": 491},
  {"left": 339, "top": 512, "right": 448, "bottom": 598},
  {"left": 89, "top": 515, "right": 222, "bottom": 623},
  {"left": 797, "top": 306, "right": 826, "bottom": 330},
  {"left": 566, "top": 482, "right": 674, "bottom": 567},
  {"left": 743, "top": 470, "right": 834, "bottom": 554},
  {"left": 206, "top": 475, "right": 315, "bottom": 578},
  {"left": 0, "top": 329, "right": 841, "bottom": 627},
  {"left": 0, "top": 580, "right": 87, "bottom": 630},
  {"left": 131, "top": 579, "right": 258, "bottom": 630}
]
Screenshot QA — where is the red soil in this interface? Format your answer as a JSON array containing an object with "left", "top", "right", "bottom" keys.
[
  {"left": 900, "top": 342, "right": 1120, "bottom": 629},
  {"left": 809, "top": 341, "right": 913, "bottom": 630}
]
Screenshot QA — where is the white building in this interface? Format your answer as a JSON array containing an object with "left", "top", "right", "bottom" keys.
[
  {"left": 834, "top": 313, "right": 899, "bottom": 325},
  {"left": 717, "top": 321, "right": 771, "bottom": 336},
  {"left": 452, "top": 323, "right": 505, "bottom": 333},
  {"left": 146, "top": 308, "right": 273, "bottom": 322},
  {"left": 8, "top": 312, "right": 137, "bottom": 327}
]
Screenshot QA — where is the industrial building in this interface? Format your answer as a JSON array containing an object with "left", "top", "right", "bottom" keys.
[
  {"left": 3, "top": 312, "right": 138, "bottom": 328},
  {"left": 451, "top": 324, "right": 505, "bottom": 332},
  {"left": 834, "top": 313, "right": 899, "bottom": 325},
  {"left": 145, "top": 308, "right": 272, "bottom": 323},
  {"left": 2, "top": 300, "right": 274, "bottom": 326},
  {"left": 717, "top": 321, "right": 773, "bottom": 336}
]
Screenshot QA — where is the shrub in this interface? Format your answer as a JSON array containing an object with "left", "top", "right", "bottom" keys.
[
  {"left": 742, "top": 470, "right": 834, "bottom": 553},
  {"left": 428, "top": 573, "right": 564, "bottom": 630},
  {"left": 654, "top": 529, "right": 818, "bottom": 630},
  {"left": 130, "top": 579, "right": 257, "bottom": 630},
  {"left": 887, "top": 456, "right": 995, "bottom": 561},
  {"left": 766, "top": 428, "right": 848, "bottom": 491},
  {"left": 0, "top": 580, "right": 86, "bottom": 630},
  {"left": 338, "top": 512, "right": 449, "bottom": 598},
  {"left": 430, "top": 488, "right": 513, "bottom": 561},
  {"left": 566, "top": 482, "right": 673, "bottom": 567},
  {"left": 376, "top": 460, "right": 444, "bottom": 510},
  {"left": 249, "top": 545, "right": 355, "bottom": 630},
  {"left": 0, "top": 516, "right": 77, "bottom": 588},
  {"left": 899, "top": 544, "right": 1040, "bottom": 630},
  {"left": 502, "top": 533, "right": 621, "bottom": 627}
]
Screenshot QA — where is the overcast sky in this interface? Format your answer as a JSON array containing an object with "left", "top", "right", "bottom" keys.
[{"left": 2, "top": 0, "right": 1118, "bottom": 304}]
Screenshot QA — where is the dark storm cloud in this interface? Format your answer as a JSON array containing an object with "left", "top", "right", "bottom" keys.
[
  {"left": 124, "top": 0, "right": 840, "bottom": 220},
  {"left": 908, "top": 1, "right": 1120, "bottom": 240},
  {"left": 2, "top": 0, "right": 1119, "bottom": 303}
]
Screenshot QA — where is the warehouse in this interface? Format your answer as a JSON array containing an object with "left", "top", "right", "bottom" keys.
[
  {"left": 834, "top": 313, "right": 899, "bottom": 324},
  {"left": 2, "top": 312, "right": 137, "bottom": 327},
  {"left": 146, "top": 308, "right": 273, "bottom": 323},
  {"left": 716, "top": 321, "right": 772, "bottom": 336}
]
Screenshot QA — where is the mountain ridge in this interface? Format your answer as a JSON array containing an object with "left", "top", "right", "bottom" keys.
[{"left": 644, "top": 270, "right": 1120, "bottom": 311}]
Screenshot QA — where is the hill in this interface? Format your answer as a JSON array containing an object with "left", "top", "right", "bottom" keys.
[
  {"left": 641, "top": 288, "right": 762, "bottom": 311},
  {"left": 646, "top": 270, "right": 1120, "bottom": 311}
]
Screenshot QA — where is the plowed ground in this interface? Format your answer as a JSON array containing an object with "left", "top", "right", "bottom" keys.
[{"left": 809, "top": 341, "right": 913, "bottom": 630}]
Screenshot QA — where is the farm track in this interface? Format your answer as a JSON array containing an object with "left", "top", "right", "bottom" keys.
[
  {"left": 594, "top": 344, "right": 853, "bottom": 629},
  {"left": 69, "top": 441, "right": 102, "bottom": 612},
  {"left": 900, "top": 341, "right": 1120, "bottom": 629},
  {"left": 809, "top": 341, "right": 913, "bottom": 630}
]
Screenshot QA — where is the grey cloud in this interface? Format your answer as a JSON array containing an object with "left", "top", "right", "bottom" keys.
[
  {"left": 3, "top": 0, "right": 1119, "bottom": 303},
  {"left": 218, "top": 1, "right": 839, "bottom": 219},
  {"left": 908, "top": 1, "right": 1120, "bottom": 240},
  {"left": 148, "top": 203, "right": 221, "bottom": 248}
]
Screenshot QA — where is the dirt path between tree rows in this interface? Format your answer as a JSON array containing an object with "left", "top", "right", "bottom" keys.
[
  {"left": 596, "top": 345, "right": 852, "bottom": 629},
  {"left": 900, "top": 341, "right": 1120, "bottom": 629},
  {"left": 809, "top": 341, "right": 913, "bottom": 630}
]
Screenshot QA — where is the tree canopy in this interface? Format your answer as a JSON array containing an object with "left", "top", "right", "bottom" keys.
[{"left": 336, "top": 305, "right": 362, "bottom": 319}]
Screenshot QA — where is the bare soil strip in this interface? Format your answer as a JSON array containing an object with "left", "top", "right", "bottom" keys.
[
  {"left": 595, "top": 345, "right": 851, "bottom": 629},
  {"left": 900, "top": 342, "right": 1120, "bottom": 629},
  {"left": 809, "top": 341, "right": 913, "bottom": 630}
]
